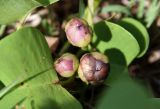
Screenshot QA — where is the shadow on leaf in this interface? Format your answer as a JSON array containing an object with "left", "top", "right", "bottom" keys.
[
  {"left": 118, "top": 18, "right": 149, "bottom": 57},
  {"left": 104, "top": 48, "right": 127, "bottom": 85},
  {"left": 93, "top": 21, "right": 112, "bottom": 46},
  {"left": 39, "top": 98, "right": 60, "bottom": 109}
]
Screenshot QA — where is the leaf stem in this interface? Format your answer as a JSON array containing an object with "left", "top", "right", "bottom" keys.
[
  {"left": 88, "top": 44, "right": 92, "bottom": 51},
  {"left": 16, "top": 13, "right": 31, "bottom": 30},
  {"left": 88, "top": 0, "right": 94, "bottom": 16},
  {"left": 58, "top": 41, "right": 70, "bottom": 56},
  {"left": 0, "top": 25, "right": 6, "bottom": 38}
]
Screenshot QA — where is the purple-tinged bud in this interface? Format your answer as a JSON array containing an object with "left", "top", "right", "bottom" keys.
[
  {"left": 78, "top": 52, "right": 110, "bottom": 84},
  {"left": 65, "top": 17, "right": 92, "bottom": 47},
  {"left": 54, "top": 53, "right": 79, "bottom": 77}
]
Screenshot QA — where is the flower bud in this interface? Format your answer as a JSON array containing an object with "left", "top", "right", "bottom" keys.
[
  {"left": 78, "top": 52, "right": 110, "bottom": 84},
  {"left": 54, "top": 53, "right": 79, "bottom": 77},
  {"left": 65, "top": 17, "right": 92, "bottom": 47}
]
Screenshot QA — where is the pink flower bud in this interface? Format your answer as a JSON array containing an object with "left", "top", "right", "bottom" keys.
[
  {"left": 78, "top": 52, "right": 110, "bottom": 84},
  {"left": 65, "top": 17, "right": 92, "bottom": 47},
  {"left": 54, "top": 53, "right": 79, "bottom": 77}
]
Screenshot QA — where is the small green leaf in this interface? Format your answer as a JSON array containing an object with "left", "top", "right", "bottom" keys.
[
  {"left": 0, "top": 0, "right": 59, "bottom": 24},
  {"left": 137, "top": 0, "right": 145, "bottom": 18},
  {"left": 101, "top": 5, "right": 131, "bottom": 15},
  {"left": 145, "top": 0, "right": 160, "bottom": 27},
  {"left": 118, "top": 18, "right": 149, "bottom": 57},
  {"left": 93, "top": 0, "right": 101, "bottom": 12},
  {"left": 0, "top": 27, "right": 82, "bottom": 109},
  {"left": 79, "top": 0, "right": 85, "bottom": 18},
  {"left": 83, "top": 7, "right": 93, "bottom": 27}
]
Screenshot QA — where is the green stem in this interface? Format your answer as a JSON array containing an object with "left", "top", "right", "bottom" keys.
[
  {"left": 88, "top": 0, "right": 94, "bottom": 16},
  {"left": 58, "top": 41, "right": 70, "bottom": 56},
  {"left": 82, "top": 44, "right": 93, "bottom": 51},
  {"left": 88, "top": 0, "right": 94, "bottom": 27},
  {"left": 88, "top": 44, "right": 92, "bottom": 51},
  {"left": 81, "top": 46, "right": 88, "bottom": 51},
  {"left": 76, "top": 49, "right": 85, "bottom": 58},
  {"left": 0, "top": 25, "right": 6, "bottom": 37},
  {"left": 17, "top": 13, "right": 31, "bottom": 30},
  {"left": 77, "top": 44, "right": 93, "bottom": 57},
  {"left": 60, "top": 75, "right": 75, "bottom": 86}
]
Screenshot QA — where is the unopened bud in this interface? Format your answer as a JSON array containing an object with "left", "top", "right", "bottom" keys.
[
  {"left": 54, "top": 53, "right": 79, "bottom": 77},
  {"left": 78, "top": 52, "right": 110, "bottom": 84},
  {"left": 65, "top": 17, "right": 92, "bottom": 47}
]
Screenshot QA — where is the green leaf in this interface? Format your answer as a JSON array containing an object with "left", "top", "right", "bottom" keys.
[
  {"left": 93, "top": 21, "right": 140, "bottom": 65},
  {"left": 83, "top": 7, "right": 93, "bottom": 27},
  {"left": 145, "top": 0, "right": 160, "bottom": 27},
  {"left": 79, "top": 0, "right": 85, "bottom": 18},
  {"left": 96, "top": 73, "right": 152, "bottom": 109},
  {"left": 0, "top": 0, "right": 59, "bottom": 24},
  {"left": 101, "top": 5, "right": 131, "bottom": 16},
  {"left": 137, "top": 0, "right": 145, "bottom": 18},
  {"left": 93, "top": 21, "right": 153, "bottom": 109},
  {"left": 0, "top": 27, "right": 82, "bottom": 109},
  {"left": 118, "top": 18, "right": 149, "bottom": 57},
  {"left": 150, "top": 98, "right": 160, "bottom": 109},
  {"left": 93, "top": 0, "right": 101, "bottom": 12},
  {"left": 126, "top": 0, "right": 137, "bottom": 8},
  {"left": 93, "top": 21, "right": 140, "bottom": 84}
]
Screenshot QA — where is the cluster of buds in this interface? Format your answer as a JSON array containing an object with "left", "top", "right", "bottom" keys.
[
  {"left": 54, "top": 52, "right": 109, "bottom": 84},
  {"left": 54, "top": 18, "right": 110, "bottom": 84}
]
